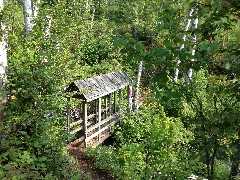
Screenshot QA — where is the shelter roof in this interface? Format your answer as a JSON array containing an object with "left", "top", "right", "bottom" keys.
[{"left": 67, "top": 70, "right": 132, "bottom": 102}]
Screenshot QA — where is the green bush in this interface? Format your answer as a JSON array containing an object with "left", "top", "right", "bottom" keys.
[{"left": 86, "top": 102, "right": 202, "bottom": 179}]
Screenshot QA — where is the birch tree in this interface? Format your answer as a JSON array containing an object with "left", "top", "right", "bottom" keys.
[
  {"left": 85, "top": 0, "right": 89, "bottom": 12},
  {"left": 185, "top": 6, "right": 198, "bottom": 84},
  {"left": 44, "top": 15, "right": 52, "bottom": 38},
  {"left": 173, "top": 8, "right": 194, "bottom": 83},
  {"left": 0, "top": 0, "right": 7, "bottom": 116},
  {"left": 133, "top": 61, "right": 143, "bottom": 110},
  {"left": 173, "top": 1, "right": 198, "bottom": 83},
  {"left": 42, "top": 15, "right": 52, "bottom": 63},
  {"left": 23, "top": 0, "right": 40, "bottom": 37},
  {"left": 90, "top": 4, "right": 95, "bottom": 30}
]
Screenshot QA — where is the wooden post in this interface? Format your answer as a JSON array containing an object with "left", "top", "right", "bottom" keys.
[
  {"left": 119, "top": 89, "right": 122, "bottom": 124},
  {"left": 83, "top": 101, "right": 88, "bottom": 147},
  {"left": 95, "top": 99, "right": 98, "bottom": 124},
  {"left": 98, "top": 98, "right": 101, "bottom": 144},
  {"left": 114, "top": 91, "right": 117, "bottom": 114},
  {"left": 67, "top": 97, "right": 71, "bottom": 143},
  {"left": 105, "top": 96, "right": 107, "bottom": 119},
  {"left": 109, "top": 93, "right": 112, "bottom": 116}
]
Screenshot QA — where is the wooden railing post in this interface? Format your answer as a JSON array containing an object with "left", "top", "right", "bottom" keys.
[
  {"left": 114, "top": 91, "right": 117, "bottom": 114},
  {"left": 109, "top": 93, "right": 112, "bottom": 116},
  {"left": 95, "top": 99, "right": 98, "bottom": 124},
  {"left": 83, "top": 101, "right": 88, "bottom": 147},
  {"left": 67, "top": 97, "right": 71, "bottom": 143},
  {"left": 119, "top": 89, "right": 122, "bottom": 124},
  {"left": 105, "top": 96, "right": 107, "bottom": 119},
  {"left": 98, "top": 98, "right": 101, "bottom": 144}
]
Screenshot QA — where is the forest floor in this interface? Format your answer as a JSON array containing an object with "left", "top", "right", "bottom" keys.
[{"left": 68, "top": 145, "right": 116, "bottom": 180}]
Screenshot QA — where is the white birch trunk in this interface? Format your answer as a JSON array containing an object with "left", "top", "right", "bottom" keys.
[
  {"left": 44, "top": 15, "right": 52, "bottom": 38},
  {"left": 42, "top": 15, "right": 52, "bottom": 63},
  {"left": 185, "top": 6, "right": 198, "bottom": 84},
  {"left": 0, "top": 0, "right": 7, "bottom": 115},
  {"left": 85, "top": 0, "right": 89, "bottom": 12},
  {"left": 173, "top": 8, "right": 194, "bottom": 83},
  {"left": 23, "top": 0, "right": 33, "bottom": 36},
  {"left": 133, "top": 61, "right": 143, "bottom": 110},
  {"left": 90, "top": 7, "right": 95, "bottom": 30},
  {"left": 32, "top": 0, "right": 40, "bottom": 18},
  {"left": 73, "top": 0, "right": 77, "bottom": 18},
  {"left": 23, "top": 0, "right": 40, "bottom": 37}
]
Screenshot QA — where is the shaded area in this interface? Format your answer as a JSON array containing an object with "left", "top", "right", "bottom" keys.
[{"left": 68, "top": 145, "right": 116, "bottom": 180}]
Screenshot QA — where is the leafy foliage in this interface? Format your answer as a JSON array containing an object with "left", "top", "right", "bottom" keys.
[
  {"left": 0, "top": 0, "right": 239, "bottom": 179},
  {"left": 87, "top": 102, "right": 202, "bottom": 179},
  {"left": 0, "top": 0, "right": 121, "bottom": 179}
]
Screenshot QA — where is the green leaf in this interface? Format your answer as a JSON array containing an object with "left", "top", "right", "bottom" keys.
[
  {"left": 221, "top": 17, "right": 228, "bottom": 24},
  {"left": 209, "top": 42, "right": 220, "bottom": 52},
  {"left": 199, "top": 44, "right": 208, "bottom": 51},
  {"left": 211, "top": 2, "right": 220, "bottom": 9}
]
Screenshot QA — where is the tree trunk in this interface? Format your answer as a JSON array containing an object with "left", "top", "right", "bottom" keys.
[
  {"left": 230, "top": 152, "right": 240, "bottom": 179},
  {"left": 23, "top": 0, "right": 40, "bottom": 37},
  {"left": 44, "top": 15, "right": 52, "bottom": 38},
  {"left": 23, "top": 0, "right": 33, "bottom": 37},
  {"left": 173, "top": 8, "right": 194, "bottom": 83},
  {"left": 133, "top": 61, "right": 143, "bottom": 110},
  {"left": 90, "top": 6, "right": 95, "bottom": 30},
  {"left": 209, "top": 148, "right": 217, "bottom": 180},
  {"left": 230, "top": 133, "right": 240, "bottom": 179},
  {"left": 42, "top": 15, "right": 52, "bottom": 63},
  {"left": 0, "top": 0, "right": 7, "bottom": 117},
  {"left": 185, "top": 6, "right": 198, "bottom": 84},
  {"left": 131, "top": 21, "right": 137, "bottom": 39},
  {"left": 85, "top": 0, "right": 89, "bottom": 12}
]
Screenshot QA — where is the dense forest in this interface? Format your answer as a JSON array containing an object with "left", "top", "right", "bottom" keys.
[{"left": 0, "top": 0, "right": 239, "bottom": 179}]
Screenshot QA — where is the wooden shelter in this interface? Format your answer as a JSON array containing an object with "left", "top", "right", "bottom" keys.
[{"left": 66, "top": 70, "right": 132, "bottom": 147}]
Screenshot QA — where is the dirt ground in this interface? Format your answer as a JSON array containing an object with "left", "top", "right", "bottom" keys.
[{"left": 67, "top": 145, "right": 116, "bottom": 180}]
